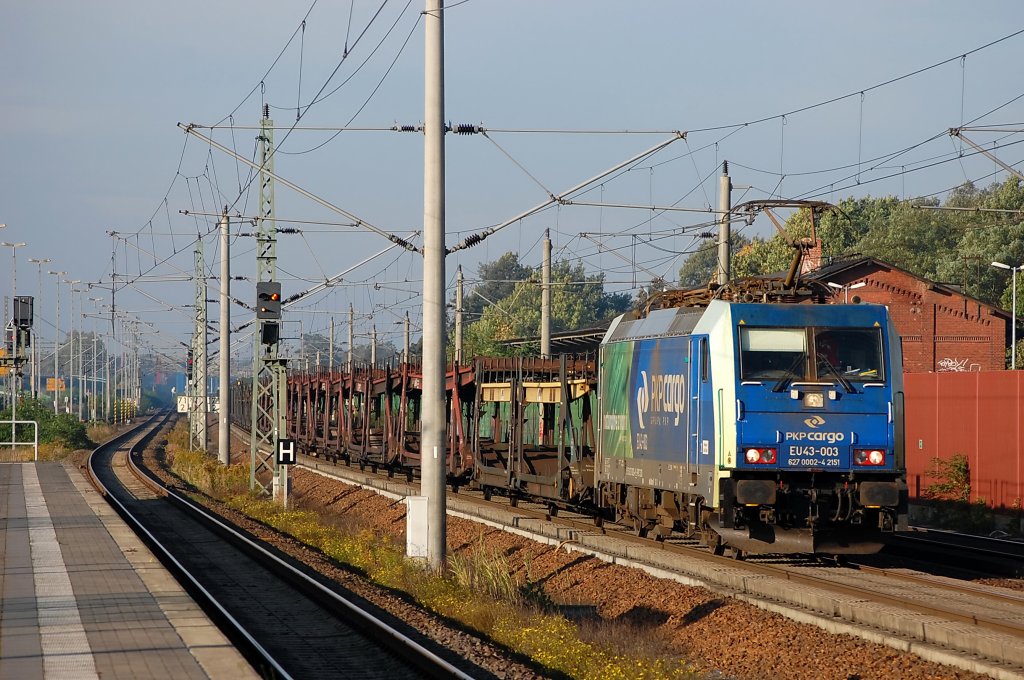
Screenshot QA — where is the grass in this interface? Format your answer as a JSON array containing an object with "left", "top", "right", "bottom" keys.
[{"left": 163, "top": 420, "right": 698, "bottom": 680}]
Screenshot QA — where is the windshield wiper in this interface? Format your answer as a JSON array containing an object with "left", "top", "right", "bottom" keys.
[
  {"left": 772, "top": 354, "right": 807, "bottom": 393},
  {"left": 817, "top": 357, "right": 856, "bottom": 393}
]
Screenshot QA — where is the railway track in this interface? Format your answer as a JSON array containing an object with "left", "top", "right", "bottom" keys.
[
  {"left": 880, "top": 527, "right": 1024, "bottom": 578},
  {"left": 288, "top": 447, "right": 1024, "bottom": 678},
  {"left": 88, "top": 413, "right": 480, "bottom": 680}
]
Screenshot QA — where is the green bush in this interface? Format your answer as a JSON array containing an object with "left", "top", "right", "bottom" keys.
[{"left": 0, "top": 397, "right": 92, "bottom": 449}]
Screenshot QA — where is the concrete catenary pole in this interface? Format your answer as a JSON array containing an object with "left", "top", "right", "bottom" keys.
[
  {"left": 454, "top": 265, "right": 463, "bottom": 364},
  {"left": 422, "top": 0, "right": 447, "bottom": 570},
  {"left": 218, "top": 209, "right": 231, "bottom": 465},
  {"left": 49, "top": 270, "right": 67, "bottom": 414},
  {"left": 348, "top": 304, "right": 354, "bottom": 371},
  {"left": 541, "top": 229, "right": 551, "bottom": 358},
  {"left": 28, "top": 257, "right": 49, "bottom": 398},
  {"left": 329, "top": 316, "right": 335, "bottom": 373},
  {"left": 404, "top": 312, "right": 410, "bottom": 363},
  {"left": 716, "top": 161, "right": 732, "bottom": 286}
]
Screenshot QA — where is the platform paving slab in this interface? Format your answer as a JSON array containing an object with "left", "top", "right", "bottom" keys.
[{"left": 0, "top": 462, "right": 259, "bottom": 680}]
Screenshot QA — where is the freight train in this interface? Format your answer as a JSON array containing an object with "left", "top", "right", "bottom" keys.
[{"left": 233, "top": 284, "right": 908, "bottom": 556}]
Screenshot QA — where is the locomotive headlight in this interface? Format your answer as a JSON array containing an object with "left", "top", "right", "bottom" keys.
[
  {"left": 853, "top": 448, "right": 886, "bottom": 466},
  {"left": 745, "top": 447, "right": 777, "bottom": 464},
  {"left": 803, "top": 392, "right": 824, "bottom": 408}
]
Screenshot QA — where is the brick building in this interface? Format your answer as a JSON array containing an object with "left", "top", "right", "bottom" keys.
[{"left": 806, "top": 256, "right": 1010, "bottom": 373}]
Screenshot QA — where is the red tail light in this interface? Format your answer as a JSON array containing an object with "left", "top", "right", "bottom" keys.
[
  {"left": 853, "top": 449, "right": 886, "bottom": 466},
  {"left": 744, "top": 447, "right": 777, "bottom": 464}
]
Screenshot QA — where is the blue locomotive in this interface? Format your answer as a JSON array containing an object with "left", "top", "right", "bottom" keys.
[{"left": 596, "top": 299, "right": 907, "bottom": 555}]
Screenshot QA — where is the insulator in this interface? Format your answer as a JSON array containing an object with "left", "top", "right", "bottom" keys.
[
  {"left": 698, "top": 231, "right": 714, "bottom": 239},
  {"left": 454, "top": 123, "right": 480, "bottom": 135},
  {"left": 263, "top": 103, "right": 270, "bottom": 119}
]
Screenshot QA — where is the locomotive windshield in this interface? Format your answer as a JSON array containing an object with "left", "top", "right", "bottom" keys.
[
  {"left": 812, "top": 328, "right": 884, "bottom": 382},
  {"left": 740, "top": 326, "right": 885, "bottom": 383}
]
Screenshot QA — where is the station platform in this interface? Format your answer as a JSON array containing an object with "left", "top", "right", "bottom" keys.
[{"left": 0, "top": 462, "right": 258, "bottom": 680}]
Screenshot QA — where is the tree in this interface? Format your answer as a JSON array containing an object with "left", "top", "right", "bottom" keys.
[
  {"left": 461, "top": 258, "right": 631, "bottom": 357},
  {"left": 461, "top": 252, "right": 533, "bottom": 322},
  {"left": 677, "top": 234, "right": 751, "bottom": 287}
]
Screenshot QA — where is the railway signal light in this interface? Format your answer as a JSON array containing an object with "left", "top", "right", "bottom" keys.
[
  {"left": 257, "top": 281, "right": 282, "bottom": 320},
  {"left": 260, "top": 321, "right": 279, "bottom": 345},
  {"left": 186, "top": 348, "right": 194, "bottom": 380}
]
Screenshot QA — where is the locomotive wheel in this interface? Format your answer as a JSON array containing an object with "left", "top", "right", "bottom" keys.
[
  {"left": 509, "top": 496, "right": 519, "bottom": 508},
  {"left": 593, "top": 514, "right": 604, "bottom": 528},
  {"left": 483, "top": 487, "right": 492, "bottom": 501},
  {"left": 358, "top": 460, "right": 366, "bottom": 471},
  {"left": 547, "top": 503, "right": 559, "bottom": 518},
  {"left": 729, "top": 547, "right": 745, "bottom": 561},
  {"left": 406, "top": 469, "right": 414, "bottom": 483},
  {"left": 387, "top": 467, "right": 395, "bottom": 479}
]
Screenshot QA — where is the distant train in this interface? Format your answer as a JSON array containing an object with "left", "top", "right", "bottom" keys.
[{"left": 233, "top": 286, "right": 908, "bottom": 556}]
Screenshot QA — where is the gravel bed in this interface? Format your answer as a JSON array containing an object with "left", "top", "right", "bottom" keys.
[{"left": 121, "top": 422, "right": 997, "bottom": 680}]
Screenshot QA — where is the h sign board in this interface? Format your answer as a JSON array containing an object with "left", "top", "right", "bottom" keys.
[{"left": 276, "top": 439, "right": 296, "bottom": 465}]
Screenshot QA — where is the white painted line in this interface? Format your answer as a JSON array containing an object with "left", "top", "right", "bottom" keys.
[{"left": 23, "top": 465, "right": 100, "bottom": 680}]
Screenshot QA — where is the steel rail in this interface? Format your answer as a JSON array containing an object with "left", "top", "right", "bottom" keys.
[
  {"left": 130, "top": 421, "right": 477, "bottom": 680},
  {"left": 88, "top": 414, "right": 293, "bottom": 680}
]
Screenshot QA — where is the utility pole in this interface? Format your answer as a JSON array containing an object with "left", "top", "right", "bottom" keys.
[
  {"left": 104, "top": 348, "right": 110, "bottom": 423},
  {"left": 716, "top": 161, "right": 732, "bottom": 286},
  {"left": 348, "top": 304, "right": 354, "bottom": 371},
  {"left": 49, "top": 270, "right": 66, "bottom": 414},
  {"left": 421, "top": 0, "right": 447, "bottom": 570},
  {"left": 404, "top": 312, "right": 410, "bottom": 363},
  {"left": 191, "top": 244, "right": 208, "bottom": 451},
  {"left": 218, "top": 209, "right": 231, "bottom": 465},
  {"left": 371, "top": 325, "right": 377, "bottom": 366},
  {"left": 132, "top": 321, "right": 140, "bottom": 416},
  {"left": 541, "top": 229, "right": 551, "bottom": 358},
  {"left": 329, "top": 316, "right": 335, "bottom": 373},
  {"left": 27, "top": 258, "right": 49, "bottom": 398},
  {"left": 454, "top": 266, "right": 463, "bottom": 364},
  {"left": 250, "top": 104, "right": 289, "bottom": 503}
]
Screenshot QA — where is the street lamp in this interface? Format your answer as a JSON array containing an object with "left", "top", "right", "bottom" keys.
[
  {"left": 48, "top": 270, "right": 68, "bottom": 413},
  {"left": 827, "top": 280, "right": 867, "bottom": 303},
  {"left": 27, "top": 257, "right": 50, "bottom": 398},
  {"left": 992, "top": 261, "right": 1021, "bottom": 369}
]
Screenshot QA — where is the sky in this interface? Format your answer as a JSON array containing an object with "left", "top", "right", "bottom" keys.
[{"left": 2, "top": 1, "right": 1023, "bottom": 367}]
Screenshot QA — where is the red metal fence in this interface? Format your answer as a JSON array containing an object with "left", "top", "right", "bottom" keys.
[{"left": 905, "top": 371, "right": 1024, "bottom": 510}]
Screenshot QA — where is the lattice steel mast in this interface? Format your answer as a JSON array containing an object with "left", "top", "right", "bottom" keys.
[{"left": 250, "top": 105, "right": 288, "bottom": 500}]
